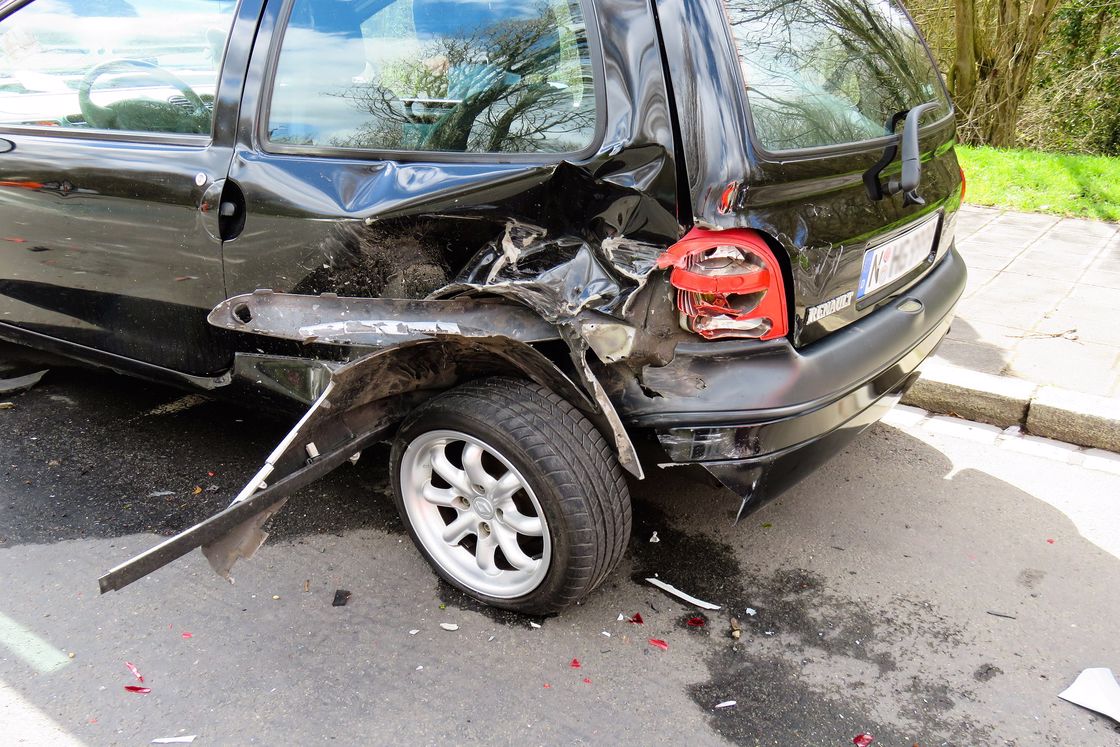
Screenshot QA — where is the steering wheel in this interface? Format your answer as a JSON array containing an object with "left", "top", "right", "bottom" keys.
[{"left": 78, "top": 59, "right": 209, "bottom": 133}]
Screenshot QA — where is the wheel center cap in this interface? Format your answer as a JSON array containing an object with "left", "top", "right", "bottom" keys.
[{"left": 473, "top": 496, "right": 495, "bottom": 520}]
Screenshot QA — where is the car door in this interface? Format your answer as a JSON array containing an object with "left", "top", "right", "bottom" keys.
[
  {"left": 218, "top": 0, "right": 617, "bottom": 307},
  {"left": 0, "top": 0, "right": 262, "bottom": 375}
]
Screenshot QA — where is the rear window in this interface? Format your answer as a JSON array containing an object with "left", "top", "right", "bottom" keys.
[{"left": 724, "top": 0, "right": 950, "bottom": 152}]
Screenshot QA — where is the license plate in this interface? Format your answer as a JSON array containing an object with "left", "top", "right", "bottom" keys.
[{"left": 857, "top": 215, "right": 940, "bottom": 299}]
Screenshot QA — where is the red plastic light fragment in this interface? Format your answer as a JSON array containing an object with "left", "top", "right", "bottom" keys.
[
  {"left": 124, "top": 661, "right": 144, "bottom": 683},
  {"left": 687, "top": 617, "right": 705, "bottom": 627},
  {"left": 181, "top": 632, "right": 193, "bottom": 639},
  {"left": 1046, "top": 538, "right": 1056, "bottom": 545},
  {"left": 583, "top": 677, "right": 592, "bottom": 684},
  {"left": 207, "top": 471, "right": 216, "bottom": 477},
  {"left": 853, "top": 733, "right": 874, "bottom": 747},
  {"left": 628, "top": 613, "right": 643, "bottom": 625},
  {"left": 124, "top": 686, "right": 151, "bottom": 694},
  {"left": 648, "top": 638, "right": 669, "bottom": 651},
  {"left": 569, "top": 658, "right": 581, "bottom": 669},
  {"left": 543, "top": 683, "right": 551, "bottom": 689}
]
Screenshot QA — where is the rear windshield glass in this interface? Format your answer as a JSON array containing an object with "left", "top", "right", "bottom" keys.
[{"left": 724, "top": 0, "right": 950, "bottom": 152}]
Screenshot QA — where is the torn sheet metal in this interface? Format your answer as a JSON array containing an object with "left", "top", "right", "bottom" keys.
[
  {"left": 1058, "top": 668, "right": 1120, "bottom": 723},
  {"left": 100, "top": 334, "right": 626, "bottom": 591},
  {"left": 210, "top": 291, "right": 561, "bottom": 347}
]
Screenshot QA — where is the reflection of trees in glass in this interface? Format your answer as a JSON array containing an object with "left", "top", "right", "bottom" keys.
[
  {"left": 328, "top": 7, "right": 595, "bottom": 154},
  {"left": 727, "top": 0, "right": 946, "bottom": 150}
]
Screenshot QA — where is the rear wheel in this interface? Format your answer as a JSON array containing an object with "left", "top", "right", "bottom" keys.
[{"left": 390, "top": 377, "right": 631, "bottom": 614}]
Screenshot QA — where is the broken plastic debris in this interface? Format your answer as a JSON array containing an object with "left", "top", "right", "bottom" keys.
[
  {"left": 416, "top": 665, "right": 423, "bottom": 671},
  {"left": 648, "top": 638, "right": 669, "bottom": 651},
  {"left": 543, "top": 683, "right": 551, "bottom": 689},
  {"left": 0, "top": 402, "right": 13, "bottom": 410},
  {"left": 124, "top": 686, "right": 152, "bottom": 694},
  {"left": 852, "top": 734, "right": 874, "bottom": 747},
  {"left": 191, "top": 486, "right": 203, "bottom": 496},
  {"left": 151, "top": 737, "right": 197, "bottom": 744},
  {"left": 649, "top": 531, "right": 660, "bottom": 543},
  {"left": 408, "top": 629, "right": 420, "bottom": 636},
  {"left": 181, "top": 632, "right": 193, "bottom": 639},
  {"left": 439, "top": 623, "right": 459, "bottom": 631},
  {"left": 487, "top": 635, "right": 495, "bottom": 642},
  {"left": 529, "top": 622, "right": 541, "bottom": 629},
  {"left": 125, "top": 661, "right": 144, "bottom": 683},
  {"left": 1046, "top": 538, "right": 1056, "bottom": 544},
  {"left": 601, "top": 631, "right": 611, "bottom": 638},
  {"left": 628, "top": 612, "right": 644, "bottom": 625},
  {"left": 616, "top": 613, "right": 625, "bottom": 621},
  {"left": 583, "top": 677, "right": 592, "bottom": 684},
  {"left": 332, "top": 589, "right": 351, "bottom": 607},
  {"left": 148, "top": 491, "right": 175, "bottom": 498},
  {"left": 1058, "top": 667, "right": 1120, "bottom": 723},
  {"left": 0, "top": 369, "right": 47, "bottom": 395},
  {"left": 645, "top": 578, "right": 721, "bottom": 610},
  {"left": 570, "top": 658, "right": 581, "bottom": 669},
  {"left": 744, "top": 607, "right": 757, "bottom": 617},
  {"left": 715, "top": 700, "right": 736, "bottom": 709}
]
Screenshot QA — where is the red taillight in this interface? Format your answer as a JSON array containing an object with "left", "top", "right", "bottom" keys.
[
  {"left": 656, "top": 227, "right": 788, "bottom": 341},
  {"left": 959, "top": 166, "right": 966, "bottom": 201}
]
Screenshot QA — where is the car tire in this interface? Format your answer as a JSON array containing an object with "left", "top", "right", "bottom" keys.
[{"left": 390, "top": 376, "right": 631, "bottom": 615}]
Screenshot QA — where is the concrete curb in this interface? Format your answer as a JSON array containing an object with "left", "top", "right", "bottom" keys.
[{"left": 901, "top": 359, "right": 1120, "bottom": 453}]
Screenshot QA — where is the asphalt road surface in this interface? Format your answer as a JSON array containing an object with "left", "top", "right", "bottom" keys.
[{"left": 2, "top": 344, "right": 1118, "bottom": 745}]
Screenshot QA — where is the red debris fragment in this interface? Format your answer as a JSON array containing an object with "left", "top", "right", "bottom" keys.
[
  {"left": 853, "top": 733, "right": 874, "bottom": 747},
  {"left": 1046, "top": 538, "right": 1056, "bottom": 544},
  {"left": 124, "top": 686, "right": 151, "bottom": 694},
  {"left": 207, "top": 471, "right": 216, "bottom": 477},
  {"left": 181, "top": 632, "right": 193, "bottom": 639},
  {"left": 569, "top": 658, "right": 581, "bottom": 669},
  {"left": 628, "top": 612, "right": 644, "bottom": 625},
  {"left": 583, "top": 678, "right": 592, "bottom": 684},
  {"left": 648, "top": 638, "right": 669, "bottom": 651},
  {"left": 124, "top": 661, "right": 144, "bottom": 683},
  {"left": 687, "top": 617, "right": 705, "bottom": 627},
  {"left": 543, "top": 683, "right": 551, "bottom": 689}
]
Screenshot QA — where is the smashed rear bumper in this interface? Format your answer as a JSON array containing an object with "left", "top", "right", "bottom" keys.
[{"left": 627, "top": 248, "right": 966, "bottom": 515}]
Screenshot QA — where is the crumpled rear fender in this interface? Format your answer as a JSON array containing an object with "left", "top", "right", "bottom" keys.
[{"left": 99, "top": 333, "right": 638, "bottom": 593}]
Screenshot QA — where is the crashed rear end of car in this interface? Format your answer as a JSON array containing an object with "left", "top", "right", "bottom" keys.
[{"left": 99, "top": 0, "right": 966, "bottom": 611}]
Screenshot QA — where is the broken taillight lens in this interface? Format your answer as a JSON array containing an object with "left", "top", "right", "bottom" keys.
[{"left": 656, "top": 228, "right": 788, "bottom": 341}]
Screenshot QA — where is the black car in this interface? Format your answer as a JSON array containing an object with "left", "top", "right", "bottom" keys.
[{"left": 0, "top": 0, "right": 965, "bottom": 613}]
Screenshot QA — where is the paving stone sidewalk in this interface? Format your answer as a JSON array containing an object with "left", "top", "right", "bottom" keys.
[{"left": 944, "top": 205, "right": 1120, "bottom": 398}]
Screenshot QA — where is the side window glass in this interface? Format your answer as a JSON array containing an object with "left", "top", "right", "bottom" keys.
[
  {"left": 267, "top": 0, "right": 598, "bottom": 155},
  {"left": 0, "top": 0, "right": 237, "bottom": 135}
]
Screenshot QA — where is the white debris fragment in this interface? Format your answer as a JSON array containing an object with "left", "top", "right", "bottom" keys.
[
  {"left": 764, "top": 630, "right": 775, "bottom": 636},
  {"left": 1058, "top": 668, "right": 1120, "bottom": 722},
  {"left": 617, "top": 613, "right": 625, "bottom": 621},
  {"left": 714, "top": 701, "right": 736, "bottom": 709},
  {"left": 416, "top": 665, "right": 423, "bottom": 671},
  {"left": 488, "top": 635, "right": 496, "bottom": 642},
  {"left": 439, "top": 623, "right": 459, "bottom": 631},
  {"left": 151, "top": 738, "right": 197, "bottom": 745},
  {"left": 147, "top": 491, "right": 175, "bottom": 498},
  {"left": 649, "top": 531, "right": 660, "bottom": 543},
  {"left": 408, "top": 629, "right": 420, "bottom": 635},
  {"left": 601, "top": 631, "right": 611, "bottom": 638},
  {"left": 529, "top": 622, "right": 542, "bottom": 629},
  {"left": 645, "top": 577, "right": 721, "bottom": 610},
  {"left": 744, "top": 608, "right": 757, "bottom": 617}
]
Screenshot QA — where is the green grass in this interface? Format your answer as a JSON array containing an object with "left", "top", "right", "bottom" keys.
[{"left": 956, "top": 145, "right": 1120, "bottom": 222}]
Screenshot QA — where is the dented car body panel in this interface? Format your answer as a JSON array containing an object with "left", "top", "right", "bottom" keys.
[{"left": 0, "top": 0, "right": 966, "bottom": 592}]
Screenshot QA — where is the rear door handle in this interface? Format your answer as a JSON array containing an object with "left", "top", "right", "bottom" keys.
[{"left": 199, "top": 178, "right": 246, "bottom": 241}]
